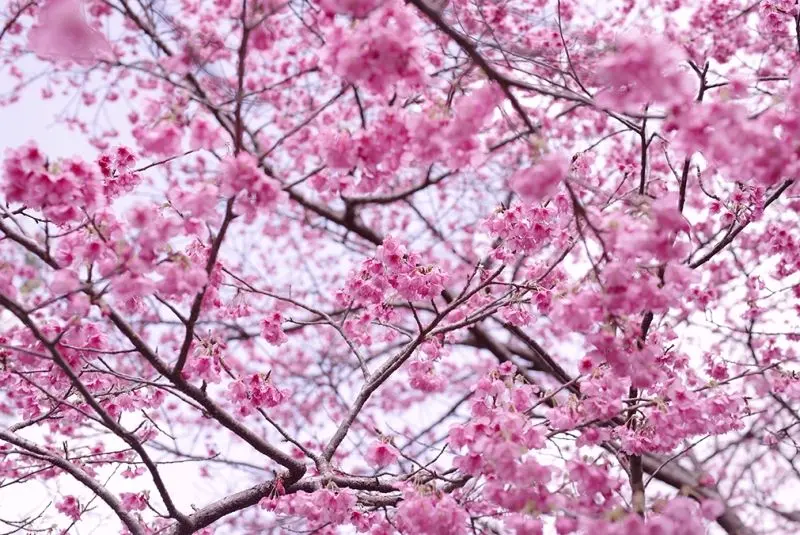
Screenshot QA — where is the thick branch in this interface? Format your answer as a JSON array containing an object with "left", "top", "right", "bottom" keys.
[{"left": 0, "top": 431, "right": 144, "bottom": 535}]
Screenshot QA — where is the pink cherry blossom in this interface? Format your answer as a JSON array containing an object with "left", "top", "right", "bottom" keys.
[
  {"left": 365, "top": 440, "right": 398, "bottom": 467},
  {"left": 396, "top": 491, "right": 469, "bottom": 535},
  {"left": 596, "top": 34, "right": 694, "bottom": 108},
  {"left": 119, "top": 491, "right": 149, "bottom": 512},
  {"left": 55, "top": 496, "right": 81, "bottom": 520},
  {"left": 227, "top": 373, "right": 287, "bottom": 416},
  {"left": 261, "top": 311, "right": 288, "bottom": 345},
  {"left": 319, "top": 0, "right": 381, "bottom": 18},
  {"left": 27, "top": 0, "right": 113, "bottom": 62},
  {"left": 510, "top": 153, "right": 571, "bottom": 202},
  {"left": 326, "top": 1, "right": 425, "bottom": 94}
]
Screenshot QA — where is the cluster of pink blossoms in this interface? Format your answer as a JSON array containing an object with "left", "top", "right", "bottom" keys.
[
  {"left": 617, "top": 386, "right": 744, "bottom": 454},
  {"left": 134, "top": 123, "right": 184, "bottom": 158},
  {"left": 119, "top": 491, "right": 149, "bottom": 512},
  {"left": 3, "top": 142, "right": 104, "bottom": 224},
  {"left": 406, "top": 356, "right": 447, "bottom": 392},
  {"left": 448, "top": 364, "right": 555, "bottom": 517},
  {"left": 55, "top": 496, "right": 81, "bottom": 520},
  {"left": 319, "top": 0, "right": 381, "bottom": 18},
  {"left": 155, "top": 260, "right": 208, "bottom": 298},
  {"left": 758, "top": 0, "right": 798, "bottom": 37},
  {"left": 320, "top": 110, "right": 412, "bottom": 193},
  {"left": 510, "top": 153, "right": 572, "bottom": 203},
  {"left": 436, "top": 83, "right": 505, "bottom": 167},
  {"left": 325, "top": 0, "right": 426, "bottom": 94},
  {"left": 266, "top": 485, "right": 474, "bottom": 535},
  {"left": 580, "top": 497, "right": 722, "bottom": 535},
  {"left": 483, "top": 199, "right": 568, "bottom": 257},
  {"left": 766, "top": 223, "right": 800, "bottom": 280},
  {"left": 263, "top": 488, "right": 357, "bottom": 527},
  {"left": 667, "top": 91, "right": 800, "bottom": 187},
  {"left": 27, "top": 0, "right": 112, "bottom": 62},
  {"left": 227, "top": 373, "right": 287, "bottom": 417},
  {"left": 182, "top": 335, "right": 227, "bottom": 384},
  {"left": 365, "top": 440, "right": 399, "bottom": 468},
  {"left": 336, "top": 237, "right": 446, "bottom": 345},
  {"left": 97, "top": 146, "right": 141, "bottom": 199},
  {"left": 189, "top": 117, "right": 224, "bottom": 151},
  {"left": 101, "top": 206, "right": 212, "bottom": 307},
  {"left": 5, "top": 320, "right": 167, "bottom": 423},
  {"left": 394, "top": 491, "right": 469, "bottom": 535},
  {"left": 339, "top": 236, "right": 447, "bottom": 308},
  {"left": 319, "top": 83, "right": 502, "bottom": 194},
  {"left": 218, "top": 153, "right": 283, "bottom": 221},
  {"left": 595, "top": 35, "right": 694, "bottom": 109},
  {"left": 526, "top": 193, "right": 697, "bottom": 387},
  {"left": 443, "top": 365, "right": 731, "bottom": 533},
  {"left": 261, "top": 310, "right": 288, "bottom": 346}
]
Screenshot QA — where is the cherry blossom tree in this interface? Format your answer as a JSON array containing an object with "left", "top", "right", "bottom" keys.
[{"left": 0, "top": 0, "right": 798, "bottom": 533}]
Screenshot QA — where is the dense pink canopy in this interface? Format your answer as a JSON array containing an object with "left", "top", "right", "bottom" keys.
[{"left": 0, "top": 0, "right": 798, "bottom": 534}]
